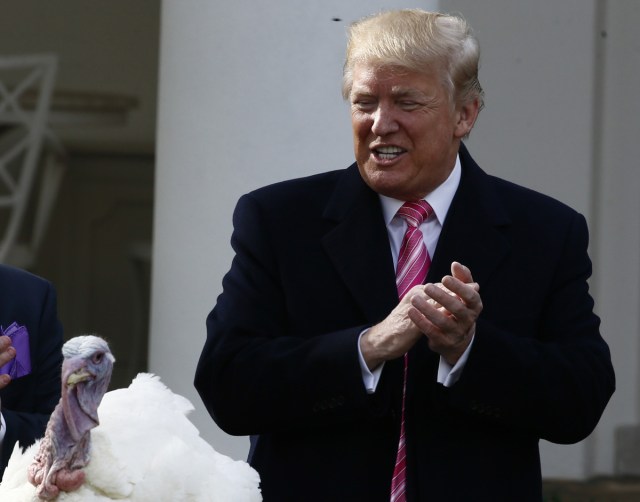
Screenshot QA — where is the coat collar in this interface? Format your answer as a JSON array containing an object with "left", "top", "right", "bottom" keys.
[
  {"left": 428, "top": 143, "right": 511, "bottom": 289},
  {"left": 321, "top": 163, "right": 399, "bottom": 324}
]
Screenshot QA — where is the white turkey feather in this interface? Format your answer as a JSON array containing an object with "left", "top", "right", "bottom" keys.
[{"left": 0, "top": 373, "right": 262, "bottom": 501}]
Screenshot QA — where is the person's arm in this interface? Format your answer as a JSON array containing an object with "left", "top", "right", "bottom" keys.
[
  {"left": 424, "top": 212, "right": 614, "bottom": 444},
  {"left": 1, "top": 281, "right": 63, "bottom": 468},
  {"left": 437, "top": 333, "right": 475, "bottom": 387},
  {"left": 0, "top": 369, "right": 10, "bottom": 457},
  {"left": 195, "top": 193, "right": 394, "bottom": 436},
  {"left": 357, "top": 330, "right": 384, "bottom": 393}
]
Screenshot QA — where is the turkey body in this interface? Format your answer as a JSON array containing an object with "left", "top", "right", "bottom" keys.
[{"left": 0, "top": 373, "right": 262, "bottom": 501}]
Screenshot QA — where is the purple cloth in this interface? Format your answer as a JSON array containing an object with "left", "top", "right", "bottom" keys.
[{"left": 0, "top": 322, "right": 31, "bottom": 378}]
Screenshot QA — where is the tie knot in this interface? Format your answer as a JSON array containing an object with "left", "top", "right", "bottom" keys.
[{"left": 397, "top": 200, "right": 433, "bottom": 228}]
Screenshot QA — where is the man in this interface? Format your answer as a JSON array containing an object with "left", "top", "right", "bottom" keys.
[
  {"left": 195, "top": 9, "right": 615, "bottom": 501},
  {"left": 0, "top": 265, "right": 63, "bottom": 479}
]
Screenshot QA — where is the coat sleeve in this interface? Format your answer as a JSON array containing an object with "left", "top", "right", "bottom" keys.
[
  {"left": 1, "top": 278, "right": 63, "bottom": 472},
  {"left": 194, "top": 193, "right": 394, "bottom": 436},
  {"left": 441, "top": 211, "right": 615, "bottom": 444}
]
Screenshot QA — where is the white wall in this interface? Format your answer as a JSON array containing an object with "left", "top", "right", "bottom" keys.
[
  {"left": 0, "top": 0, "right": 159, "bottom": 153},
  {"left": 151, "top": 0, "right": 438, "bottom": 462}
]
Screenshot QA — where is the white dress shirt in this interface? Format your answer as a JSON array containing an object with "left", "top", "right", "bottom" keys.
[{"left": 358, "top": 155, "right": 475, "bottom": 392}]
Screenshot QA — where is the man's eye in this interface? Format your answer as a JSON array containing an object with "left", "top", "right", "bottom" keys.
[{"left": 352, "top": 100, "right": 375, "bottom": 110}]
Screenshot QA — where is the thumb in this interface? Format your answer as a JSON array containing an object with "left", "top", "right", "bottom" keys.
[{"left": 451, "top": 261, "right": 473, "bottom": 283}]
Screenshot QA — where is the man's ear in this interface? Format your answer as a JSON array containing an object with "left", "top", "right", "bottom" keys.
[{"left": 453, "top": 98, "right": 480, "bottom": 138}]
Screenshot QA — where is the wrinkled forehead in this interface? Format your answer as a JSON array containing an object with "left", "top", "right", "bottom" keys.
[{"left": 349, "top": 63, "right": 448, "bottom": 98}]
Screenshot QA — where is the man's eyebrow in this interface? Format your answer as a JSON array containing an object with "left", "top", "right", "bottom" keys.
[
  {"left": 349, "top": 86, "right": 433, "bottom": 101},
  {"left": 350, "top": 86, "right": 373, "bottom": 96},
  {"left": 390, "top": 87, "right": 429, "bottom": 99}
]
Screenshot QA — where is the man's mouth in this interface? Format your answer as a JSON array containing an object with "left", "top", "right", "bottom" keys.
[{"left": 373, "top": 146, "right": 406, "bottom": 160}]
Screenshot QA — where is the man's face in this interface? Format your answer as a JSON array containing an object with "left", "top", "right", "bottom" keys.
[{"left": 349, "top": 62, "right": 472, "bottom": 201}]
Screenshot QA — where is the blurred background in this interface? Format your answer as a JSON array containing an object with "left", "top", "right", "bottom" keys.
[
  {"left": 0, "top": 0, "right": 638, "bottom": 497},
  {"left": 0, "top": 0, "right": 158, "bottom": 392}
]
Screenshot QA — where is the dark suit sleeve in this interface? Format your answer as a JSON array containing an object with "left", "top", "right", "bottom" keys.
[
  {"left": 195, "top": 193, "right": 390, "bottom": 436},
  {"left": 1, "top": 278, "right": 63, "bottom": 470},
  {"left": 442, "top": 211, "right": 615, "bottom": 444}
]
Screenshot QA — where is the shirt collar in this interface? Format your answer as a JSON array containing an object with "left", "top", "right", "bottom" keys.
[{"left": 379, "top": 154, "right": 461, "bottom": 226}]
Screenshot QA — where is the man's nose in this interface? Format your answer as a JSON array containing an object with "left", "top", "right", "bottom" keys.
[{"left": 371, "top": 105, "right": 400, "bottom": 136}]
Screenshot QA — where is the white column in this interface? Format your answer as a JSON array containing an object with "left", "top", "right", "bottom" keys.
[
  {"left": 588, "top": 0, "right": 640, "bottom": 476},
  {"left": 151, "top": 0, "right": 438, "bottom": 461}
]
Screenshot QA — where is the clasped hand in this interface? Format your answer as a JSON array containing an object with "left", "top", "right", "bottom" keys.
[{"left": 361, "top": 262, "right": 483, "bottom": 369}]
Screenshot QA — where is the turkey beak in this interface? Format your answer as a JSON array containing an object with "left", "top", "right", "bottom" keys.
[{"left": 67, "top": 368, "right": 93, "bottom": 387}]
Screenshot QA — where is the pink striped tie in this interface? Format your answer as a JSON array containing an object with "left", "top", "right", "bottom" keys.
[{"left": 390, "top": 200, "right": 433, "bottom": 502}]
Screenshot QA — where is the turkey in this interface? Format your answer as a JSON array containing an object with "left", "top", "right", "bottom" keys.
[{"left": 0, "top": 335, "right": 262, "bottom": 501}]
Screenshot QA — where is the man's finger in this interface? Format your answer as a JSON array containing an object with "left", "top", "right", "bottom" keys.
[
  {"left": 0, "top": 373, "right": 11, "bottom": 390},
  {"left": 451, "top": 261, "right": 474, "bottom": 283},
  {"left": 0, "top": 344, "right": 16, "bottom": 368},
  {"left": 441, "top": 276, "right": 481, "bottom": 305},
  {"left": 424, "top": 282, "right": 464, "bottom": 311}
]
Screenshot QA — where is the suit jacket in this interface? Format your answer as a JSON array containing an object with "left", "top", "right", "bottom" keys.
[
  {"left": 0, "top": 265, "right": 63, "bottom": 478},
  {"left": 195, "top": 144, "right": 615, "bottom": 501}
]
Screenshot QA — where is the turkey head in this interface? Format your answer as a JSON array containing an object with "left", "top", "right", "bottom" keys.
[{"left": 27, "top": 335, "right": 115, "bottom": 500}]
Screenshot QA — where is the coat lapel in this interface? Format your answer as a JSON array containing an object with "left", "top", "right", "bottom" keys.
[
  {"left": 321, "top": 164, "right": 399, "bottom": 324},
  {"left": 406, "top": 145, "right": 513, "bottom": 425},
  {"left": 428, "top": 144, "right": 511, "bottom": 288}
]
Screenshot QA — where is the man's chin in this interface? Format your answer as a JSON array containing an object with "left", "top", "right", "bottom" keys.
[{"left": 359, "top": 170, "right": 418, "bottom": 200}]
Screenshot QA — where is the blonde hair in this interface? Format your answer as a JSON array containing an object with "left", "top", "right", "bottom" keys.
[{"left": 342, "top": 9, "right": 484, "bottom": 110}]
